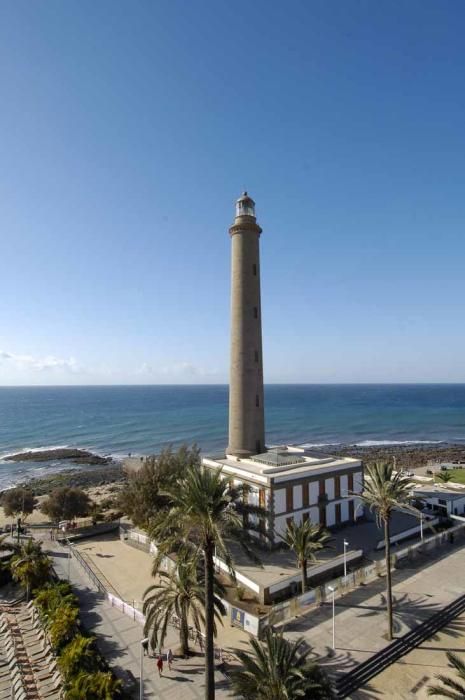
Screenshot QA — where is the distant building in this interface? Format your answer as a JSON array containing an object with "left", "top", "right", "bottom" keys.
[
  {"left": 203, "top": 194, "right": 364, "bottom": 545},
  {"left": 414, "top": 485, "right": 465, "bottom": 518}
]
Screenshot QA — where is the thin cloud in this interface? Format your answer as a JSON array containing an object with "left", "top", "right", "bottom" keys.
[
  {"left": 0, "top": 350, "right": 79, "bottom": 373},
  {"left": 137, "top": 361, "right": 219, "bottom": 379}
]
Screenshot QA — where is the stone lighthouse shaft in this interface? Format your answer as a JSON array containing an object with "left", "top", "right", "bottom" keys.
[{"left": 227, "top": 192, "right": 265, "bottom": 457}]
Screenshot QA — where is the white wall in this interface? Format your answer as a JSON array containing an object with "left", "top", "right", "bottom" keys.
[
  {"left": 353, "top": 472, "right": 363, "bottom": 494},
  {"left": 274, "top": 515, "right": 288, "bottom": 538},
  {"left": 309, "top": 506, "right": 319, "bottom": 524},
  {"left": 248, "top": 488, "right": 259, "bottom": 506},
  {"left": 293, "top": 484, "right": 302, "bottom": 510},
  {"left": 274, "top": 489, "right": 286, "bottom": 514},
  {"left": 341, "top": 474, "right": 348, "bottom": 496},
  {"left": 325, "top": 477, "right": 335, "bottom": 500},
  {"left": 341, "top": 499, "right": 349, "bottom": 522},
  {"left": 309, "top": 482, "right": 319, "bottom": 505}
]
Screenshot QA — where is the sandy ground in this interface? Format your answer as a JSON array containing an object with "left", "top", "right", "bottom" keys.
[
  {"left": 0, "top": 482, "right": 122, "bottom": 529},
  {"left": 74, "top": 533, "right": 155, "bottom": 606},
  {"left": 72, "top": 533, "right": 251, "bottom": 653}
]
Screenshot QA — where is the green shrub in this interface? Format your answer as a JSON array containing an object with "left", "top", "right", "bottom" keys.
[
  {"left": 64, "top": 670, "right": 122, "bottom": 699},
  {"left": 49, "top": 602, "right": 79, "bottom": 650},
  {"left": 58, "top": 634, "right": 98, "bottom": 681}
]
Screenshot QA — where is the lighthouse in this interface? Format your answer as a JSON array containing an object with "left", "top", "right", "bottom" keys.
[{"left": 226, "top": 192, "right": 265, "bottom": 457}]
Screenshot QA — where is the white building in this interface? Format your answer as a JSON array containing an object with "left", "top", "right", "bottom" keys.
[
  {"left": 203, "top": 445, "right": 363, "bottom": 546},
  {"left": 414, "top": 485, "right": 465, "bottom": 518}
]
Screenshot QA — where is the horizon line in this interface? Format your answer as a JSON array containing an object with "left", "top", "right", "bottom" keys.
[{"left": 1, "top": 382, "right": 465, "bottom": 388}]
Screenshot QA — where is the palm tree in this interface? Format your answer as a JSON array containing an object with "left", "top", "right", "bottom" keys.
[
  {"left": 229, "top": 627, "right": 333, "bottom": 699},
  {"left": 150, "top": 465, "right": 268, "bottom": 700},
  {"left": 143, "top": 553, "right": 226, "bottom": 656},
  {"left": 436, "top": 471, "right": 453, "bottom": 484},
  {"left": 9, "top": 538, "right": 52, "bottom": 601},
  {"left": 428, "top": 651, "right": 465, "bottom": 698},
  {"left": 358, "top": 461, "right": 414, "bottom": 640},
  {"left": 280, "top": 519, "right": 332, "bottom": 593}
]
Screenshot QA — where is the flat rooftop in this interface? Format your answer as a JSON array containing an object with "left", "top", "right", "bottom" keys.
[
  {"left": 203, "top": 445, "right": 361, "bottom": 483},
  {"left": 413, "top": 484, "right": 465, "bottom": 501}
]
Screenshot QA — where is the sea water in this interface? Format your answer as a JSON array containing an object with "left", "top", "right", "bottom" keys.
[{"left": 1, "top": 384, "right": 465, "bottom": 488}]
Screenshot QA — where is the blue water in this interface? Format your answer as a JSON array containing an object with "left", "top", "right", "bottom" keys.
[{"left": 1, "top": 384, "right": 465, "bottom": 488}]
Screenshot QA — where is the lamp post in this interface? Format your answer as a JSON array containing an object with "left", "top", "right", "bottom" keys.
[
  {"left": 343, "top": 539, "right": 349, "bottom": 578},
  {"left": 62, "top": 528, "right": 71, "bottom": 581},
  {"left": 328, "top": 586, "right": 335, "bottom": 650},
  {"left": 140, "top": 637, "right": 149, "bottom": 700}
]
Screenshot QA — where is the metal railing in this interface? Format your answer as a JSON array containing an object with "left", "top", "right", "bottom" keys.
[{"left": 70, "top": 546, "right": 120, "bottom": 597}]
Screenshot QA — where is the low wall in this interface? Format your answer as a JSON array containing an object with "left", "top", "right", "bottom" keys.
[{"left": 122, "top": 526, "right": 262, "bottom": 637}]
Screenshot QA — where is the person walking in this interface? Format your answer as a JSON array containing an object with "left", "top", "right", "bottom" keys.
[
  {"left": 142, "top": 639, "right": 149, "bottom": 657},
  {"left": 156, "top": 654, "right": 163, "bottom": 677},
  {"left": 167, "top": 649, "right": 173, "bottom": 671}
]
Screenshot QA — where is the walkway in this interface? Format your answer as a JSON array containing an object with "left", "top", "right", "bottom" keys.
[
  {"left": 280, "top": 539, "right": 465, "bottom": 694},
  {"left": 43, "top": 537, "right": 231, "bottom": 699},
  {"left": 352, "top": 610, "right": 465, "bottom": 699}
]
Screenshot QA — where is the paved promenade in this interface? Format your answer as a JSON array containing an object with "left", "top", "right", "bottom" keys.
[
  {"left": 352, "top": 611, "right": 465, "bottom": 699},
  {"left": 279, "top": 539, "right": 465, "bottom": 690},
  {"left": 44, "top": 538, "right": 231, "bottom": 700}
]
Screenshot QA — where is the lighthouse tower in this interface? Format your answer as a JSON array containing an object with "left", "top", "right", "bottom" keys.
[{"left": 227, "top": 192, "right": 265, "bottom": 457}]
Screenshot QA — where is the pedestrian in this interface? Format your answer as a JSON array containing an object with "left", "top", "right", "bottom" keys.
[
  {"left": 156, "top": 654, "right": 163, "bottom": 677},
  {"left": 167, "top": 649, "right": 173, "bottom": 671},
  {"left": 142, "top": 639, "right": 149, "bottom": 656}
]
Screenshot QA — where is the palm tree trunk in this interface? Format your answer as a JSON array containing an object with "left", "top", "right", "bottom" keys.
[
  {"left": 384, "top": 518, "right": 393, "bottom": 641},
  {"left": 180, "top": 614, "right": 190, "bottom": 657},
  {"left": 204, "top": 539, "right": 215, "bottom": 700},
  {"left": 301, "top": 558, "right": 307, "bottom": 593}
]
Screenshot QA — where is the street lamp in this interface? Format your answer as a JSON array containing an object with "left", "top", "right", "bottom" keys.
[
  {"left": 343, "top": 539, "right": 349, "bottom": 578},
  {"left": 140, "top": 637, "right": 149, "bottom": 700},
  {"left": 328, "top": 586, "right": 335, "bottom": 650},
  {"left": 62, "top": 528, "right": 72, "bottom": 581}
]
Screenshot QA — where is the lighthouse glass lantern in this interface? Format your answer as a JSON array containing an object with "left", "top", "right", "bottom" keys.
[{"left": 236, "top": 192, "right": 256, "bottom": 218}]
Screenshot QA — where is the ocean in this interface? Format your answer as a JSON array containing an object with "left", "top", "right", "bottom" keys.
[{"left": 1, "top": 384, "right": 465, "bottom": 489}]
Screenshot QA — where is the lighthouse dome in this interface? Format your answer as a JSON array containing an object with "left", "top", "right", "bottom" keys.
[{"left": 235, "top": 191, "right": 256, "bottom": 218}]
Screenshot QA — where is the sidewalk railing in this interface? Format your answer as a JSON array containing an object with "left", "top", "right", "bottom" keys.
[{"left": 70, "top": 546, "right": 120, "bottom": 598}]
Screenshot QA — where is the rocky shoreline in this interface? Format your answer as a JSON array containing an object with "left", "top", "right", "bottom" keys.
[
  {"left": 332, "top": 442, "right": 465, "bottom": 469},
  {"left": 4, "top": 442, "right": 465, "bottom": 498},
  {"left": 2, "top": 464, "right": 126, "bottom": 497},
  {"left": 4, "top": 448, "right": 112, "bottom": 465}
]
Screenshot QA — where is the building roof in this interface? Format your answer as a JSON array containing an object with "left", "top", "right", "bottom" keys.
[
  {"left": 414, "top": 486, "right": 465, "bottom": 502},
  {"left": 203, "top": 444, "right": 361, "bottom": 484}
]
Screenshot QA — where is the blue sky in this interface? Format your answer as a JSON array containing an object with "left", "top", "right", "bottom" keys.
[{"left": 1, "top": 0, "right": 465, "bottom": 385}]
